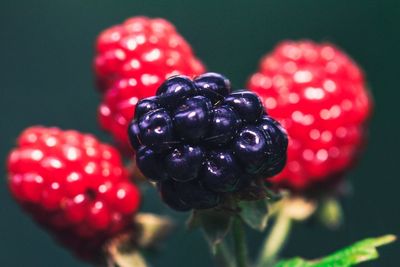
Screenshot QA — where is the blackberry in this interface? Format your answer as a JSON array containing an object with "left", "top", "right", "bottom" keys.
[{"left": 129, "top": 73, "right": 287, "bottom": 211}]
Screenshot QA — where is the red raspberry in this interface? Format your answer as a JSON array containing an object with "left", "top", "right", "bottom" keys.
[
  {"left": 7, "top": 126, "right": 141, "bottom": 262},
  {"left": 94, "top": 17, "right": 205, "bottom": 149},
  {"left": 248, "top": 41, "right": 372, "bottom": 193}
]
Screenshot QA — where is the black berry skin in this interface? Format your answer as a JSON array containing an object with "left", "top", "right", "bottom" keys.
[
  {"left": 159, "top": 180, "right": 191, "bottom": 211},
  {"left": 194, "top": 72, "right": 231, "bottom": 104},
  {"left": 223, "top": 91, "right": 263, "bottom": 123},
  {"left": 134, "top": 97, "right": 160, "bottom": 119},
  {"left": 205, "top": 106, "right": 241, "bottom": 147},
  {"left": 202, "top": 150, "right": 241, "bottom": 192},
  {"left": 165, "top": 145, "right": 204, "bottom": 182},
  {"left": 156, "top": 76, "right": 197, "bottom": 110},
  {"left": 128, "top": 121, "right": 141, "bottom": 150},
  {"left": 234, "top": 126, "right": 270, "bottom": 174},
  {"left": 258, "top": 115, "right": 288, "bottom": 164},
  {"left": 173, "top": 96, "right": 212, "bottom": 141},
  {"left": 136, "top": 147, "right": 168, "bottom": 182},
  {"left": 260, "top": 156, "right": 287, "bottom": 177},
  {"left": 138, "top": 108, "right": 174, "bottom": 150},
  {"left": 175, "top": 180, "right": 221, "bottom": 210},
  {"left": 129, "top": 73, "right": 288, "bottom": 211}
]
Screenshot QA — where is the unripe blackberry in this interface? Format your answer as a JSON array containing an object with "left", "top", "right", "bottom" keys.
[
  {"left": 95, "top": 17, "right": 205, "bottom": 150},
  {"left": 248, "top": 41, "right": 372, "bottom": 192},
  {"left": 7, "top": 126, "right": 141, "bottom": 261}
]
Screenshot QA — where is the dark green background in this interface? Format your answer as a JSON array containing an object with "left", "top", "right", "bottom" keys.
[{"left": 1, "top": 0, "right": 399, "bottom": 266}]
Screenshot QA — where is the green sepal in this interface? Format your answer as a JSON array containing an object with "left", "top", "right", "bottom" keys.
[
  {"left": 239, "top": 199, "right": 269, "bottom": 231},
  {"left": 187, "top": 209, "right": 233, "bottom": 253},
  {"left": 133, "top": 213, "right": 175, "bottom": 249},
  {"left": 105, "top": 233, "right": 148, "bottom": 267}
]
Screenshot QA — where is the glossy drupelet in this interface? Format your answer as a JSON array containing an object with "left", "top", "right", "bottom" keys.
[
  {"left": 129, "top": 73, "right": 288, "bottom": 211},
  {"left": 248, "top": 40, "right": 372, "bottom": 192},
  {"left": 7, "top": 126, "right": 141, "bottom": 262},
  {"left": 95, "top": 17, "right": 205, "bottom": 150}
]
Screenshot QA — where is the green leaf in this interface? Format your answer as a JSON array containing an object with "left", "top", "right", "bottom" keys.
[
  {"left": 188, "top": 210, "right": 233, "bottom": 252},
  {"left": 239, "top": 199, "right": 269, "bottom": 231},
  {"left": 274, "top": 235, "right": 396, "bottom": 267}
]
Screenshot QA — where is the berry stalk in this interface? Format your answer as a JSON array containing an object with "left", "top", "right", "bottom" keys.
[
  {"left": 257, "top": 210, "right": 292, "bottom": 267},
  {"left": 232, "top": 217, "right": 249, "bottom": 267},
  {"left": 213, "top": 241, "right": 235, "bottom": 267}
]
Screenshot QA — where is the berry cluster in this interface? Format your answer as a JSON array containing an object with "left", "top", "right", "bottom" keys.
[
  {"left": 95, "top": 17, "right": 205, "bottom": 149},
  {"left": 248, "top": 41, "right": 372, "bottom": 192},
  {"left": 7, "top": 127, "right": 141, "bottom": 261},
  {"left": 128, "top": 73, "right": 288, "bottom": 211}
]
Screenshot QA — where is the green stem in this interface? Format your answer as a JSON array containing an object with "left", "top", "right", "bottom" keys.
[
  {"left": 257, "top": 211, "right": 292, "bottom": 267},
  {"left": 213, "top": 241, "right": 235, "bottom": 267},
  {"left": 232, "top": 216, "right": 248, "bottom": 267}
]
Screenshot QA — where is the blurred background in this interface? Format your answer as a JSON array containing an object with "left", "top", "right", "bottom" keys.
[{"left": 0, "top": 0, "right": 399, "bottom": 266}]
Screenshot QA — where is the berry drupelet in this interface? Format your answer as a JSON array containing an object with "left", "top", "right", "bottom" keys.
[
  {"left": 128, "top": 73, "right": 288, "bottom": 211},
  {"left": 95, "top": 17, "right": 205, "bottom": 150},
  {"left": 7, "top": 127, "right": 141, "bottom": 262},
  {"left": 248, "top": 40, "right": 372, "bottom": 193}
]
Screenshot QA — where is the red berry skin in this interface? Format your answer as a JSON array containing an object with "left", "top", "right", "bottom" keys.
[
  {"left": 6, "top": 126, "right": 141, "bottom": 262},
  {"left": 94, "top": 17, "right": 205, "bottom": 149},
  {"left": 248, "top": 41, "right": 372, "bottom": 193}
]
